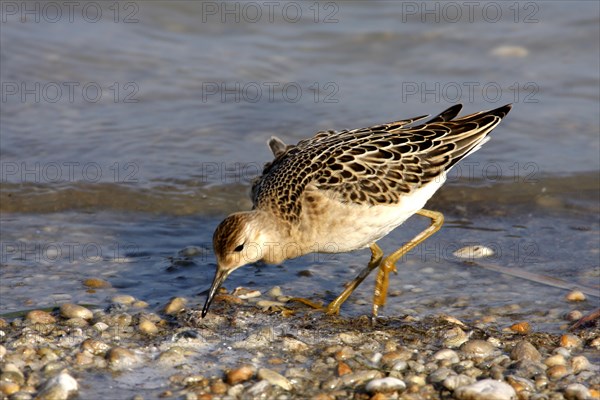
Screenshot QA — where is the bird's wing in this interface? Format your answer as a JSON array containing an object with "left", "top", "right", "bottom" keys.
[{"left": 252, "top": 104, "right": 511, "bottom": 222}]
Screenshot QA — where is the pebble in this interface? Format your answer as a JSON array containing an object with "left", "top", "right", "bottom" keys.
[
  {"left": 337, "top": 361, "right": 352, "bottom": 376},
  {"left": 453, "top": 245, "right": 495, "bottom": 259},
  {"left": 0, "top": 345, "right": 5, "bottom": 359},
  {"left": 508, "top": 322, "right": 531, "bottom": 334},
  {"left": 506, "top": 375, "right": 535, "bottom": 394},
  {"left": 544, "top": 354, "right": 567, "bottom": 367},
  {"left": 565, "top": 310, "right": 583, "bottom": 321},
  {"left": 254, "top": 299, "right": 283, "bottom": 309},
  {"left": 210, "top": 379, "right": 227, "bottom": 394},
  {"left": 138, "top": 319, "right": 158, "bottom": 335},
  {"left": 571, "top": 355, "right": 592, "bottom": 373},
  {"left": 83, "top": 278, "right": 111, "bottom": 288},
  {"left": 232, "top": 287, "right": 261, "bottom": 299},
  {"left": 547, "top": 365, "right": 569, "bottom": 380},
  {"left": 266, "top": 286, "right": 283, "bottom": 297},
  {"left": 59, "top": 304, "right": 93, "bottom": 320},
  {"left": 432, "top": 349, "right": 459, "bottom": 364},
  {"left": 490, "top": 45, "right": 529, "bottom": 58},
  {"left": 564, "top": 383, "right": 591, "bottom": 400},
  {"left": 2, "top": 366, "right": 25, "bottom": 385},
  {"left": 565, "top": 290, "right": 586, "bottom": 302},
  {"left": 510, "top": 341, "right": 541, "bottom": 362},
  {"left": 257, "top": 368, "right": 292, "bottom": 391},
  {"left": 560, "top": 334, "right": 582, "bottom": 348},
  {"left": 82, "top": 339, "right": 108, "bottom": 356},
  {"left": 106, "top": 347, "right": 138, "bottom": 371},
  {"left": 132, "top": 301, "right": 149, "bottom": 308},
  {"left": 226, "top": 365, "right": 255, "bottom": 385},
  {"left": 443, "top": 327, "right": 470, "bottom": 348},
  {"left": 26, "top": 310, "right": 56, "bottom": 325},
  {"left": 111, "top": 295, "right": 136, "bottom": 305},
  {"left": 443, "top": 375, "right": 475, "bottom": 391},
  {"left": 365, "top": 377, "right": 406, "bottom": 393},
  {"left": 0, "top": 381, "right": 20, "bottom": 396},
  {"left": 340, "top": 370, "right": 383, "bottom": 388},
  {"left": 461, "top": 340, "right": 497, "bottom": 359},
  {"left": 164, "top": 297, "right": 187, "bottom": 314},
  {"left": 454, "top": 379, "right": 517, "bottom": 400},
  {"left": 428, "top": 367, "right": 453, "bottom": 383},
  {"left": 282, "top": 337, "right": 308, "bottom": 352},
  {"left": 36, "top": 370, "right": 78, "bottom": 400}
]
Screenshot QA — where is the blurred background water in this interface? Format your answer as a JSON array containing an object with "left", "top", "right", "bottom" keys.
[{"left": 1, "top": 1, "right": 599, "bottom": 327}]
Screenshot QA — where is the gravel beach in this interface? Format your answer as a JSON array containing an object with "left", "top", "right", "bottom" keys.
[{"left": 1, "top": 287, "right": 598, "bottom": 400}]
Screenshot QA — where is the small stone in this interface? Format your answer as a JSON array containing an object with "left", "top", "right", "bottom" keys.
[
  {"left": 266, "top": 286, "right": 283, "bottom": 297},
  {"left": 443, "top": 327, "right": 470, "bottom": 348},
  {"left": 565, "top": 310, "right": 583, "bottom": 321},
  {"left": 406, "top": 375, "right": 426, "bottom": 387},
  {"left": 454, "top": 379, "right": 516, "bottom": 400},
  {"left": 164, "top": 297, "right": 187, "bottom": 314},
  {"left": 0, "top": 381, "right": 20, "bottom": 396},
  {"left": 490, "top": 45, "right": 529, "bottom": 58},
  {"left": 340, "top": 370, "right": 384, "bottom": 387},
  {"left": 544, "top": 354, "right": 567, "bottom": 367},
  {"left": 565, "top": 383, "right": 591, "bottom": 400},
  {"left": 428, "top": 367, "right": 453, "bottom": 383},
  {"left": 461, "top": 340, "right": 496, "bottom": 359},
  {"left": 432, "top": 349, "right": 460, "bottom": 364},
  {"left": 106, "top": 347, "right": 138, "bottom": 371},
  {"left": 443, "top": 374, "right": 475, "bottom": 391},
  {"left": 365, "top": 377, "right": 406, "bottom": 393},
  {"left": 232, "top": 287, "right": 261, "bottom": 299},
  {"left": 59, "top": 304, "right": 93, "bottom": 320},
  {"left": 111, "top": 295, "right": 136, "bottom": 305},
  {"left": 282, "top": 337, "right": 308, "bottom": 352},
  {"left": 338, "top": 332, "right": 362, "bottom": 345},
  {"left": 247, "top": 380, "right": 270, "bottom": 396},
  {"left": 509, "top": 322, "right": 531, "bottom": 334},
  {"left": 334, "top": 346, "right": 355, "bottom": 361},
  {"left": 257, "top": 368, "right": 292, "bottom": 391},
  {"left": 381, "top": 350, "right": 412, "bottom": 367},
  {"left": 560, "top": 334, "right": 582, "bottom": 348},
  {"left": 0, "top": 345, "right": 5, "bottom": 359},
  {"left": 179, "top": 246, "right": 202, "bottom": 256},
  {"left": 93, "top": 322, "right": 109, "bottom": 332},
  {"left": 571, "top": 355, "right": 592, "bottom": 373},
  {"left": 75, "top": 352, "right": 94, "bottom": 366},
  {"left": 453, "top": 245, "right": 495, "bottom": 259},
  {"left": 547, "top": 365, "right": 569, "bottom": 380},
  {"left": 510, "top": 341, "right": 541, "bottom": 362},
  {"left": 506, "top": 375, "right": 535, "bottom": 394},
  {"left": 337, "top": 361, "right": 352, "bottom": 376},
  {"left": 132, "top": 301, "right": 149, "bottom": 308},
  {"left": 26, "top": 310, "right": 56, "bottom": 324},
  {"left": 210, "top": 379, "right": 227, "bottom": 394},
  {"left": 36, "top": 370, "right": 78, "bottom": 400},
  {"left": 256, "top": 300, "right": 284, "bottom": 309},
  {"left": 83, "top": 278, "right": 111, "bottom": 288},
  {"left": 565, "top": 290, "right": 586, "bottom": 302},
  {"left": 138, "top": 319, "right": 158, "bottom": 335},
  {"left": 226, "top": 365, "right": 254, "bottom": 385}
]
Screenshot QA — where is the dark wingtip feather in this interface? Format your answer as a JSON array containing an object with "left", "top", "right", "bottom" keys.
[
  {"left": 488, "top": 103, "right": 512, "bottom": 119},
  {"left": 428, "top": 104, "right": 463, "bottom": 123}
]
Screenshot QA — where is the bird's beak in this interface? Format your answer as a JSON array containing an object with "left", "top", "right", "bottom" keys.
[{"left": 202, "top": 267, "right": 230, "bottom": 318}]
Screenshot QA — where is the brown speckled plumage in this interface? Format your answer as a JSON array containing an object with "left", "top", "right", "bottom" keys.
[{"left": 251, "top": 104, "right": 511, "bottom": 223}]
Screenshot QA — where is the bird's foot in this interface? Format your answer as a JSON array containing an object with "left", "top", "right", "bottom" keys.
[{"left": 287, "top": 297, "right": 341, "bottom": 315}]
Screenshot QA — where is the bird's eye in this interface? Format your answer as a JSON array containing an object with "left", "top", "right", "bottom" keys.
[{"left": 234, "top": 244, "right": 244, "bottom": 252}]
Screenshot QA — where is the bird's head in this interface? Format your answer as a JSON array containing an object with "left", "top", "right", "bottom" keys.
[{"left": 202, "top": 211, "right": 278, "bottom": 317}]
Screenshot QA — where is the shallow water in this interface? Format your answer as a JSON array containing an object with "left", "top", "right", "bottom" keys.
[{"left": 1, "top": 1, "right": 599, "bottom": 395}]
